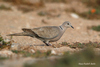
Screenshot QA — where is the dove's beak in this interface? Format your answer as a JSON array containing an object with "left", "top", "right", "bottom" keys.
[{"left": 71, "top": 26, "right": 74, "bottom": 29}]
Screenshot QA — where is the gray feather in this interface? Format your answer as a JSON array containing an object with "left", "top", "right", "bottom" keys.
[
  {"left": 7, "top": 21, "right": 74, "bottom": 46},
  {"left": 7, "top": 32, "right": 29, "bottom": 36}
]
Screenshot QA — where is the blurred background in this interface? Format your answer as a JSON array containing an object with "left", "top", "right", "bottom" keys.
[{"left": 0, "top": 0, "right": 100, "bottom": 67}]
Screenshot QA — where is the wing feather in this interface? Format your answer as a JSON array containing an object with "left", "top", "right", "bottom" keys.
[{"left": 31, "top": 26, "right": 60, "bottom": 39}]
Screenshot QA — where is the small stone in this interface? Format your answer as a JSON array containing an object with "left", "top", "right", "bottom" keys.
[
  {"left": 29, "top": 17, "right": 34, "bottom": 20},
  {"left": 51, "top": 50, "right": 56, "bottom": 55},
  {"left": 31, "top": 49, "right": 35, "bottom": 53},
  {"left": 58, "top": 53, "right": 63, "bottom": 55},
  {"left": 70, "top": 13, "right": 79, "bottom": 19},
  {"left": 4, "top": 39, "right": 10, "bottom": 42},
  {"left": 26, "top": 23, "right": 30, "bottom": 28},
  {"left": 0, "top": 41, "right": 3, "bottom": 45},
  {"left": 76, "top": 27, "right": 80, "bottom": 30},
  {"left": 0, "top": 50, "right": 14, "bottom": 57},
  {"left": 11, "top": 43, "right": 20, "bottom": 50}
]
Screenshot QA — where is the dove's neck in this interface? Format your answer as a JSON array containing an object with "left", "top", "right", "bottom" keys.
[{"left": 60, "top": 25, "right": 67, "bottom": 31}]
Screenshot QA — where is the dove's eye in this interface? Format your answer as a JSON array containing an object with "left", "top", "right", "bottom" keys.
[{"left": 67, "top": 23, "right": 69, "bottom": 25}]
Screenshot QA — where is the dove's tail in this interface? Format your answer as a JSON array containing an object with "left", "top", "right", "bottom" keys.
[{"left": 7, "top": 32, "right": 29, "bottom": 36}]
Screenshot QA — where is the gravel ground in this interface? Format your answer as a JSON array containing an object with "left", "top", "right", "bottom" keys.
[
  {"left": 0, "top": 2, "right": 100, "bottom": 45},
  {"left": 0, "top": 1, "right": 100, "bottom": 67}
]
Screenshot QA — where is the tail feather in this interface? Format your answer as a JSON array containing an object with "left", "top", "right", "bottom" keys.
[
  {"left": 22, "top": 28, "right": 39, "bottom": 37},
  {"left": 7, "top": 32, "right": 29, "bottom": 36}
]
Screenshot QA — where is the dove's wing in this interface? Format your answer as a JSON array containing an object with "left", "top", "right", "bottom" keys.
[{"left": 31, "top": 26, "right": 60, "bottom": 39}]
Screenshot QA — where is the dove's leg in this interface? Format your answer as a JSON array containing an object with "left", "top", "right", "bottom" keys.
[
  {"left": 43, "top": 41, "right": 49, "bottom": 46},
  {"left": 43, "top": 41, "right": 52, "bottom": 46}
]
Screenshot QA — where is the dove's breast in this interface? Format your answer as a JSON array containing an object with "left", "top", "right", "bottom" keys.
[{"left": 49, "top": 28, "right": 65, "bottom": 42}]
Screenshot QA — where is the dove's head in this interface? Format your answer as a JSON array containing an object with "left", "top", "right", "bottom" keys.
[{"left": 61, "top": 21, "right": 74, "bottom": 29}]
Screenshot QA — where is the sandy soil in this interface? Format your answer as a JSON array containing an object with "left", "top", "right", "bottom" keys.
[
  {"left": 0, "top": 1, "right": 100, "bottom": 67},
  {"left": 0, "top": 2, "right": 100, "bottom": 45}
]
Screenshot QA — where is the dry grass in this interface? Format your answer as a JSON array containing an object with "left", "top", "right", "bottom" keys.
[
  {"left": 44, "top": 0, "right": 67, "bottom": 3},
  {"left": 87, "top": 25, "right": 100, "bottom": 32},
  {"left": 80, "top": 0, "right": 100, "bottom": 19},
  {"left": 24, "top": 48, "right": 100, "bottom": 67},
  {"left": 0, "top": 57, "right": 9, "bottom": 61},
  {"left": 0, "top": 5, "right": 11, "bottom": 10},
  {"left": 65, "top": 8, "right": 100, "bottom": 19},
  {"left": 12, "top": 50, "right": 51, "bottom": 58},
  {"left": 61, "top": 41, "right": 100, "bottom": 49},
  {"left": 82, "top": 0, "right": 100, "bottom": 8},
  {"left": 64, "top": 0, "right": 100, "bottom": 19},
  {"left": 0, "top": 35, "right": 12, "bottom": 50},
  {"left": 1, "top": 0, "right": 45, "bottom": 13},
  {"left": 3, "top": 0, "right": 44, "bottom": 6},
  {"left": 69, "top": 42, "right": 100, "bottom": 49}
]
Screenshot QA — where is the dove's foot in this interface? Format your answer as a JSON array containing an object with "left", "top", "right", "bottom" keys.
[
  {"left": 43, "top": 41, "right": 52, "bottom": 46},
  {"left": 45, "top": 43, "right": 49, "bottom": 46},
  {"left": 45, "top": 43, "right": 52, "bottom": 46},
  {"left": 48, "top": 43, "right": 52, "bottom": 46}
]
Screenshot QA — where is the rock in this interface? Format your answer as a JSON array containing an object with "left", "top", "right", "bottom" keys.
[
  {"left": 70, "top": 13, "right": 79, "bottom": 19},
  {"left": 10, "top": 43, "right": 20, "bottom": 50},
  {"left": 76, "top": 27, "right": 80, "bottom": 30},
  {"left": 26, "top": 23, "right": 30, "bottom": 28},
  {"left": 30, "top": 49, "right": 35, "bottom": 53},
  {"left": 0, "top": 50, "right": 14, "bottom": 57},
  {"left": 51, "top": 50, "right": 56, "bottom": 55},
  {"left": 4, "top": 39, "right": 10, "bottom": 43},
  {"left": 58, "top": 53, "right": 63, "bottom": 55}
]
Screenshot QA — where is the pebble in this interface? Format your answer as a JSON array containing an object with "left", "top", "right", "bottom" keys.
[
  {"left": 4, "top": 39, "right": 10, "bottom": 42},
  {"left": 11, "top": 43, "right": 20, "bottom": 50},
  {"left": 31, "top": 49, "right": 35, "bottom": 53},
  {"left": 26, "top": 23, "right": 30, "bottom": 28},
  {"left": 0, "top": 50, "right": 14, "bottom": 57},
  {"left": 76, "top": 27, "right": 80, "bottom": 30},
  {"left": 51, "top": 50, "right": 56, "bottom": 55},
  {"left": 70, "top": 13, "right": 79, "bottom": 19}
]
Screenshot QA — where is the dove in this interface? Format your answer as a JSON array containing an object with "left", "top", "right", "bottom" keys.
[{"left": 7, "top": 21, "right": 74, "bottom": 46}]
